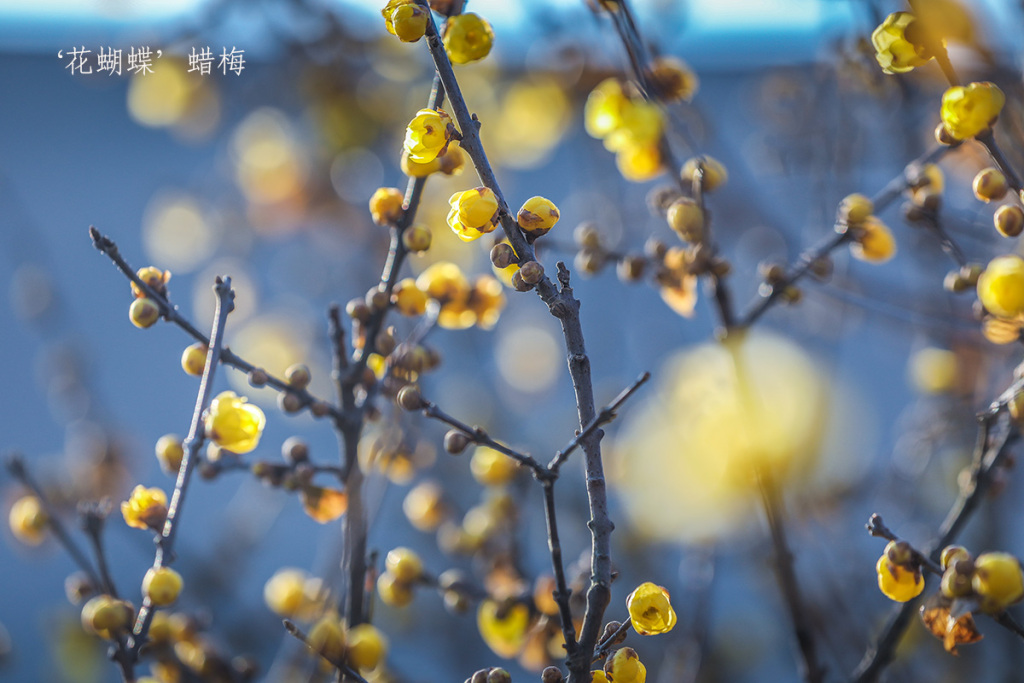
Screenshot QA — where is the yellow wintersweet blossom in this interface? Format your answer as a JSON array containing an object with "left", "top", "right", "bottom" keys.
[
  {"left": 977, "top": 255, "right": 1024, "bottom": 319},
  {"left": 626, "top": 582, "right": 676, "bottom": 635},
  {"left": 447, "top": 187, "right": 499, "bottom": 242},
  {"left": 940, "top": 82, "right": 1005, "bottom": 140},
  {"left": 611, "top": 333, "right": 838, "bottom": 541},
  {"left": 121, "top": 485, "right": 168, "bottom": 531},
  {"left": 585, "top": 78, "right": 666, "bottom": 182},
  {"left": 416, "top": 261, "right": 476, "bottom": 329},
  {"left": 876, "top": 554, "right": 924, "bottom": 602},
  {"left": 9, "top": 495, "right": 48, "bottom": 545},
  {"left": 443, "top": 13, "right": 494, "bottom": 65},
  {"left": 871, "top": 12, "right": 931, "bottom": 74},
  {"left": 404, "top": 108, "right": 453, "bottom": 163},
  {"left": 204, "top": 391, "right": 266, "bottom": 454}
]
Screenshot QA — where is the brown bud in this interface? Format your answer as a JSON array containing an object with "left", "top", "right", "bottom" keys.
[
  {"left": 601, "top": 620, "right": 627, "bottom": 646},
  {"left": 541, "top": 667, "right": 564, "bottom": 683},
  {"left": 644, "top": 237, "right": 668, "bottom": 260},
  {"left": 487, "top": 669, "right": 512, "bottom": 683},
  {"left": 278, "top": 392, "right": 303, "bottom": 414},
  {"left": 402, "top": 225, "right": 432, "bottom": 253},
  {"left": 397, "top": 385, "right": 427, "bottom": 411},
  {"left": 248, "top": 368, "right": 269, "bottom": 387},
  {"left": 490, "top": 243, "right": 516, "bottom": 269},
  {"left": 444, "top": 429, "right": 470, "bottom": 455},
  {"left": 284, "top": 364, "right": 311, "bottom": 390},
  {"left": 366, "top": 288, "right": 389, "bottom": 311},
  {"left": 346, "top": 298, "right": 371, "bottom": 322},
  {"left": 520, "top": 261, "right": 544, "bottom": 285},
  {"left": 617, "top": 255, "right": 646, "bottom": 282},
  {"left": 511, "top": 270, "right": 532, "bottom": 292},
  {"left": 573, "top": 222, "right": 601, "bottom": 249},
  {"left": 310, "top": 401, "right": 330, "bottom": 418},
  {"left": 376, "top": 330, "right": 397, "bottom": 356},
  {"left": 282, "top": 437, "right": 309, "bottom": 464},
  {"left": 935, "top": 123, "right": 956, "bottom": 146}
]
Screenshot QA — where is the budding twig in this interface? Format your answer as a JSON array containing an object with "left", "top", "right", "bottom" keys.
[
  {"left": 282, "top": 619, "right": 370, "bottom": 683},
  {"left": 128, "top": 275, "right": 234, "bottom": 660},
  {"left": 88, "top": 227, "right": 342, "bottom": 422}
]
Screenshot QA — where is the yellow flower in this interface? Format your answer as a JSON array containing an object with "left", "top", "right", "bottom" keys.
[
  {"left": 876, "top": 554, "right": 924, "bottom": 602},
  {"left": 871, "top": 12, "right": 932, "bottom": 74},
  {"left": 142, "top": 566, "right": 183, "bottom": 607},
  {"left": 121, "top": 485, "right": 168, "bottom": 531},
  {"left": 204, "top": 391, "right": 266, "bottom": 454},
  {"left": 973, "top": 552, "right": 1024, "bottom": 613},
  {"left": 404, "top": 108, "right": 453, "bottom": 164},
  {"left": 606, "top": 647, "right": 646, "bottom": 683},
  {"left": 616, "top": 143, "right": 663, "bottom": 183},
  {"left": 681, "top": 155, "right": 727, "bottom": 192},
  {"left": 940, "top": 82, "right": 1005, "bottom": 140},
  {"left": 448, "top": 188, "right": 499, "bottom": 242},
  {"left": 626, "top": 582, "right": 677, "bottom": 635},
  {"left": 585, "top": 79, "right": 630, "bottom": 139},
  {"left": 468, "top": 276, "right": 506, "bottom": 329},
  {"left": 347, "top": 623, "right": 388, "bottom": 670},
  {"left": 392, "top": 278, "right": 428, "bottom": 317},
  {"left": 369, "top": 186, "right": 405, "bottom": 226},
  {"left": 308, "top": 614, "right": 346, "bottom": 661},
  {"left": 387, "top": 1, "right": 427, "bottom": 43},
  {"left": 263, "top": 568, "right": 310, "bottom": 617},
  {"left": 477, "top": 599, "right": 530, "bottom": 658},
  {"left": 517, "top": 196, "right": 559, "bottom": 236},
  {"left": 416, "top": 262, "right": 476, "bottom": 329},
  {"left": 603, "top": 100, "right": 663, "bottom": 152},
  {"left": 850, "top": 217, "right": 896, "bottom": 263},
  {"left": 131, "top": 266, "right": 171, "bottom": 298},
  {"left": 443, "top": 13, "right": 494, "bottom": 65},
  {"left": 401, "top": 149, "right": 441, "bottom": 177},
  {"left": 9, "top": 495, "right": 48, "bottom": 545},
  {"left": 470, "top": 446, "right": 518, "bottom": 486},
  {"left": 977, "top": 255, "right": 1024, "bottom": 319}
]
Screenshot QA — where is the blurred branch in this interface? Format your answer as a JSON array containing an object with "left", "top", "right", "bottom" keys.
[
  {"left": 757, "top": 471, "right": 826, "bottom": 683},
  {"left": 282, "top": 619, "right": 370, "bottom": 683}
]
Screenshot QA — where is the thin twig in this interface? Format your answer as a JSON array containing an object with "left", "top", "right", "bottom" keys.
[
  {"left": 5, "top": 454, "right": 103, "bottom": 589},
  {"left": 976, "top": 130, "right": 1024, "bottom": 198},
  {"left": 852, "top": 411, "right": 1015, "bottom": 682},
  {"left": 592, "top": 619, "right": 632, "bottom": 662},
  {"left": 423, "top": 15, "right": 613, "bottom": 680},
  {"left": 128, "top": 275, "right": 234, "bottom": 658},
  {"left": 81, "top": 502, "right": 119, "bottom": 598},
  {"left": 88, "top": 227, "right": 340, "bottom": 421},
  {"left": 542, "top": 479, "right": 578, "bottom": 658},
  {"left": 282, "top": 619, "right": 371, "bottom": 683},
  {"left": 419, "top": 400, "right": 543, "bottom": 473},
  {"left": 548, "top": 372, "right": 650, "bottom": 473},
  {"left": 757, "top": 471, "right": 825, "bottom": 683}
]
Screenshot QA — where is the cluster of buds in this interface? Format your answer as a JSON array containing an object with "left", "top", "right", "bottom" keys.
[
  {"left": 376, "top": 546, "right": 425, "bottom": 607},
  {"left": 128, "top": 266, "right": 170, "bottom": 329},
  {"left": 305, "top": 616, "right": 389, "bottom": 673}
]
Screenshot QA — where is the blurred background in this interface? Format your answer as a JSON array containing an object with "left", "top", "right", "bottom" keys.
[{"left": 3, "top": 0, "right": 1024, "bottom": 681}]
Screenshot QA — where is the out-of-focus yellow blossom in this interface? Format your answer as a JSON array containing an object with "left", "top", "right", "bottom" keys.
[
  {"left": 973, "top": 552, "right": 1024, "bottom": 613},
  {"left": 850, "top": 217, "right": 897, "bottom": 263},
  {"left": 658, "top": 247, "right": 698, "bottom": 317},
  {"left": 871, "top": 12, "right": 932, "bottom": 74},
  {"left": 9, "top": 495, "right": 48, "bottom": 545},
  {"left": 585, "top": 79, "right": 630, "bottom": 139},
  {"left": 477, "top": 599, "right": 530, "bottom": 658},
  {"left": 448, "top": 187, "right": 499, "bottom": 242},
  {"left": 648, "top": 56, "right": 698, "bottom": 102},
  {"left": 940, "top": 82, "right": 1005, "bottom": 140},
  {"left": 977, "top": 255, "right": 1024, "bottom": 319},
  {"left": 204, "top": 391, "right": 266, "bottom": 454},
  {"left": 142, "top": 567, "right": 183, "bottom": 607},
  {"left": 369, "top": 186, "right": 405, "bottom": 226},
  {"left": 121, "top": 485, "right": 168, "bottom": 531},
  {"left": 611, "top": 333, "right": 831, "bottom": 541},
  {"left": 468, "top": 276, "right": 506, "bottom": 329},
  {"left": 416, "top": 262, "right": 475, "bottom": 329},
  {"left": 300, "top": 485, "right": 348, "bottom": 523},
  {"left": 347, "top": 623, "right": 388, "bottom": 670},
  {"left": 404, "top": 108, "right": 453, "bottom": 163},
  {"left": 616, "top": 143, "right": 663, "bottom": 183},
  {"left": 392, "top": 278, "right": 428, "bottom": 316},
  {"left": 263, "top": 568, "right": 309, "bottom": 617},
  {"left": 626, "top": 582, "right": 677, "bottom": 635},
  {"left": 443, "top": 13, "right": 494, "bottom": 65}
]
